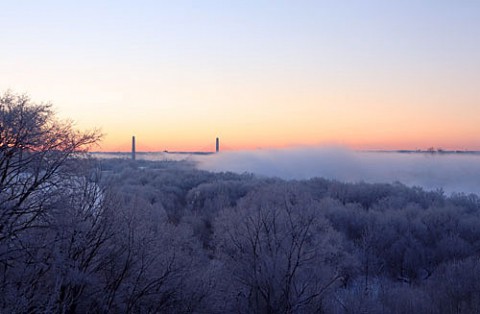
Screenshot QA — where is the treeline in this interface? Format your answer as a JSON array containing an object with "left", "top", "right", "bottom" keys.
[{"left": 2, "top": 92, "right": 480, "bottom": 313}]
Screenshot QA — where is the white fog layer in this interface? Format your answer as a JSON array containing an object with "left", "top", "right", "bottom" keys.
[{"left": 195, "top": 148, "right": 480, "bottom": 195}]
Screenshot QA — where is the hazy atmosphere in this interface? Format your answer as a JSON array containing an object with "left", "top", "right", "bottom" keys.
[{"left": 196, "top": 148, "right": 480, "bottom": 195}]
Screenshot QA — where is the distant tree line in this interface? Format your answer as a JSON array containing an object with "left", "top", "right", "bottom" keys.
[{"left": 2, "top": 92, "right": 480, "bottom": 313}]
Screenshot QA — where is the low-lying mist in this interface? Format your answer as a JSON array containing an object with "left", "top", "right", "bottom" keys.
[{"left": 194, "top": 147, "right": 480, "bottom": 195}]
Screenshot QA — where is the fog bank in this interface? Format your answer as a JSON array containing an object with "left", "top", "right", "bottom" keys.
[{"left": 195, "top": 147, "right": 480, "bottom": 195}]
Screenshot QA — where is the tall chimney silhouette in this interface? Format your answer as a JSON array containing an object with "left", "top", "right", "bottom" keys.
[
  {"left": 132, "top": 136, "right": 136, "bottom": 160},
  {"left": 216, "top": 137, "right": 219, "bottom": 153}
]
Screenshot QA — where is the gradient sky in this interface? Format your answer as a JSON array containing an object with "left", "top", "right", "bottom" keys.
[{"left": 1, "top": 1, "right": 479, "bottom": 152}]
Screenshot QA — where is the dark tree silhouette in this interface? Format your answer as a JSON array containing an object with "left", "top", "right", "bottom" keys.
[{"left": 0, "top": 91, "right": 101, "bottom": 242}]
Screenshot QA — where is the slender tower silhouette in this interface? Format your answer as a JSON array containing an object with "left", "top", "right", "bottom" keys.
[
  {"left": 132, "top": 136, "right": 136, "bottom": 160},
  {"left": 216, "top": 137, "right": 220, "bottom": 153}
]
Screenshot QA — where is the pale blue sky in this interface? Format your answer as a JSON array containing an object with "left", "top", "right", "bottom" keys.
[{"left": 1, "top": 1, "right": 479, "bottom": 150}]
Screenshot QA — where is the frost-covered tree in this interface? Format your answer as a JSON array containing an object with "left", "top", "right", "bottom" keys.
[
  {"left": 0, "top": 91, "right": 100, "bottom": 242},
  {"left": 0, "top": 92, "right": 101, "bottom": 311},
  {"left": 214, "top": 184, "right": 352, "bottom": 313}
]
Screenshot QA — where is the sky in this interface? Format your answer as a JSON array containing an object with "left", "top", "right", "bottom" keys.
[{"left": 1, "top": 1, "right": 480, "bottom": 152}]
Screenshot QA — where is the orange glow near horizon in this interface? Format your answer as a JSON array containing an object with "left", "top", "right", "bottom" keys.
[
  {"left": 2, "top": 2, "right": 480, "bottom": 153},
  {"left": 96, "top": 129, "right": 480, "bottom": 153},
  {"left": 96, "top": 140, "right": 480, "bottom": 153},
  {"left": 89, "top": 92, "right": 480, "bottom": 153},
  {"left": 68, "top": 71, "right": 480, "bottom": 153}
]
